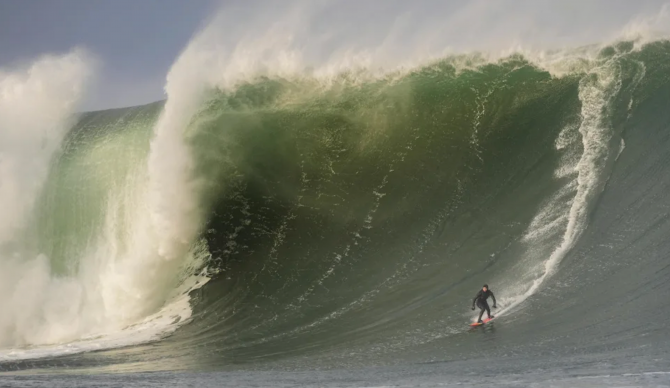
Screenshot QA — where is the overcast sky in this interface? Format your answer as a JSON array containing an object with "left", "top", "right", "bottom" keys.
[
  {"left": 0, "top": 0, "right": 218, "bottom": 110},
  {"left": 1, "top": 0, "right": 668, "bottom": 111}
]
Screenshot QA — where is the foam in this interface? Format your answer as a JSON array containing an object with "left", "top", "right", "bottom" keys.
[
  {"left": 0, "top": 50, "right": 93, "bottom": 347},
  {"left": 0, "top": 46, "right": 212, "bottom": 358},
  {"left": 495, "top": 50, "right": 632, "bottom": 318}
]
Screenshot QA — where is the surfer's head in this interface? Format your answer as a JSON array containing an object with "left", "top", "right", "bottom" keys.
[{"left": 483, "top": 284, "right": 488, "bottom": 291}]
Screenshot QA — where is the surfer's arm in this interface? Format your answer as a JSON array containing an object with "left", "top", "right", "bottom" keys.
[
  {"left": 490, "top": 291, "right": 497, "bottom": 307},
  {"left": 472, "top": 290, "right": 482, "bottom": 308}
]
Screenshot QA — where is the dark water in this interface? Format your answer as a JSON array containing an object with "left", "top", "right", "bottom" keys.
[{"left": 2, "top": 40, "right": 670, "bottom": 386}]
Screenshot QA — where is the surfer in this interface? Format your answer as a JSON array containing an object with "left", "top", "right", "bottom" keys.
[{"left": 471, "top": 284, "right": 497, "bottom": 324}]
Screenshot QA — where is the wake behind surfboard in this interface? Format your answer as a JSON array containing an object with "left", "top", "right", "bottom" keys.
[{"left": 469, "top": 317, "right": 494, "bottom": 327}]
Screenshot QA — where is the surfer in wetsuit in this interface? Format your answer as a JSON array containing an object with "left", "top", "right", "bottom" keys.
[{"left": 471, "top": 284, "right": 497, "bottom": 324}]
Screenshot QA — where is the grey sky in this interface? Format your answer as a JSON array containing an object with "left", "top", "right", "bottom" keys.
[
  {"left": 1, "top": 0, "right": 668, "bottom": 111},
  {"left": 0, "top": 0, "right": 218, "bottom": 110}
]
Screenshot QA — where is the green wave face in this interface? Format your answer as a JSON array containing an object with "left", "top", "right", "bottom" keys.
[{"left": 6, "top": 40, "right": 670, "bottom": 372}]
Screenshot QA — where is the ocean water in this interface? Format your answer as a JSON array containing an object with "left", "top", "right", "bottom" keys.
[{"left": 1, "top": 2, "right": 670, "bottom": 387}]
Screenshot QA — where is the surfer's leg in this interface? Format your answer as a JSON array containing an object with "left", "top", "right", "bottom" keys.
[
  {"left": 477, "top": 302, "right": 485, "bottom": 322},
  {"left": 477, "top": 300, "right": 491, "bottom": 321},
  {"left": 479, "top": 300, "right": 491, "bottom": 319}
]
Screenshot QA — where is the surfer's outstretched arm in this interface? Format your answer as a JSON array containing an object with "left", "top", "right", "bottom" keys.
[
  {"left": 491, "top": 291, "right": 497, "bottom": 308},
  {"left": 472, "top": 290, "right": 482, "bottom": 308}
]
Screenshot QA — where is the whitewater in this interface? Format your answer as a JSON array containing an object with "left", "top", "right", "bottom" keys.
[{"left": 2, "top": 1, "right": 670, "bottom": 386}]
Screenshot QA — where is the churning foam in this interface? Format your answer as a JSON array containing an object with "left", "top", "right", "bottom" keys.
[
  {"left": 0, "top": 45, "right": 212, "bottom": 360},
  {"left": 495, "top": 51, "right": 632, "bottom": 317},
  {"left": 0, "top": 50, "right": 93, "bottom": 347}
]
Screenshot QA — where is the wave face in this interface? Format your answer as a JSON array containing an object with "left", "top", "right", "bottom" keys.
[{"left": 2, "top": 38, "right": 670, "bottom": 375}]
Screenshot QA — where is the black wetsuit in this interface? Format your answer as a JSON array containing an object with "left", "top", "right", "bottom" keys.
[{"left": 472, "top": 289, "right": 496, "bottom": 322}]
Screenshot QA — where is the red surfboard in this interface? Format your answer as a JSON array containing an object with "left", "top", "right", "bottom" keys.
[{"left": 469, "top": 317, "right": 494, "bottom": 326}]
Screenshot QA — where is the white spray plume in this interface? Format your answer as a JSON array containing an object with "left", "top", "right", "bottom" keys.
[{"left": 0, "top": 49, "right": 94, "bottom": 346}]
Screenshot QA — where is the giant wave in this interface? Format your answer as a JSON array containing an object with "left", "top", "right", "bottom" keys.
[{"left": 1, "top": 4, "right": 670, "bottom": 382}]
